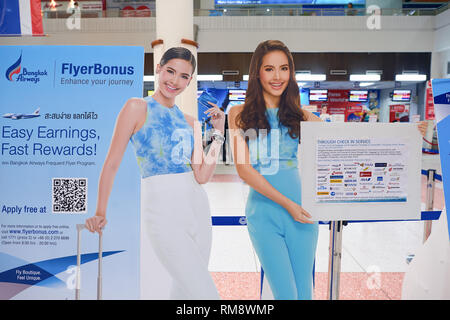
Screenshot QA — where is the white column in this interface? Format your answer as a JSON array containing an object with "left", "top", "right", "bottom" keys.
[
  {"left": 141, "top": 0, "right": 198, "bottom": 300},
  {"left": 154, "top": 0, "right": 198, "bottom": 118},
  {"left": 430, "top": 51, "right": 443, "bottom": 79}
]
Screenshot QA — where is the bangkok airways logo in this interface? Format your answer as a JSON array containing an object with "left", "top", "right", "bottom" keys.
[
  {"left": 5, "top": 53, "right": 22, "bottom": 81},
  {"left": 5, "top": 52, "right": 48, "bottom": 84}
]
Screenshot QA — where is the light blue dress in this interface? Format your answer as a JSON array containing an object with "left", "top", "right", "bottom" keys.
[{"left": 245, "top": 107, "right": 319, "bottom": 300}]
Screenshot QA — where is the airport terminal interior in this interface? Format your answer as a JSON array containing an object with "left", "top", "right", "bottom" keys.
[{"left": 2, "top": 0, "right": 449, "bottom": 299}]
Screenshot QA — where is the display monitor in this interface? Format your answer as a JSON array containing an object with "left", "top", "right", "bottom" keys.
[
  {"left": 309, "top": 89, "right": 328, "bottom": 101},
  {"left": 349, "top": 90, "right": 368, "bottom": 102},
  {"left": 229, "top": 89, "right": 246, "bottom": 101},
  {"left": 392, "top": 90, "right": 411, "bottom": 102}
]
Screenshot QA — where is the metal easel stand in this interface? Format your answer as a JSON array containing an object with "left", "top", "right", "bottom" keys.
[
  {"left": 327, "top": 220, "right": 345, "bottom": 300},
  {"left": 423, "top": 169, "right": 436, "bottom": 243},
  {"left": 326, "top": 213, "right": 442, "bottom": 300}
]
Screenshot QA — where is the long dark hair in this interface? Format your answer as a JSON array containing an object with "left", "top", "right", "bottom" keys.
[
  {"left": 160, "top": 47, "right": 196, "bottom": 74},
  {"left": 236, "top": 40, "right": 306, "bottom": 141}
]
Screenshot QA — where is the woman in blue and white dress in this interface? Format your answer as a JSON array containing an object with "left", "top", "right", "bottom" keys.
[{"left": 85, "top": 47, "right": 224, "bottom": 299}]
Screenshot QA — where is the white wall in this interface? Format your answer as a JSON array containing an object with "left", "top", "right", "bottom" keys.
[
  {"left": 0, "top": 15, "right": 436, "bottom": 53},
  {"left": 431, "top": 49, "right": 450, "bottom": 79},
  {"left": 434, "top": 7, "right": 450, "bottom": 53},
  {"left": 195, "top": 15, "right": 435, "bottom": 53},
  {"left": 0, "top": 11, "right": 446, "bottom": 80},
  {"left": 0, "top": 18, "right": 157, "bottom": 52},
  {"left": 430, "top": 8, "right": 450, "bottom": 79}
]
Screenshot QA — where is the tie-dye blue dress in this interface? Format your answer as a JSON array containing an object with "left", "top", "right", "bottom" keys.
[{"left": 129, "top": 96, "right": 219, "bottom": 299}]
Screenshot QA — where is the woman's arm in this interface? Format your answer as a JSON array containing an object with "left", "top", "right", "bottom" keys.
[
  {"left": 417, "top": 121, "right": 427, "bottom": 137},
  {"left": 85, "top": 98, "right": 147, "bottom": 234},
  {"left": 228, "top": 105, "right": 313, "bottom": 224},
  {"left": 304, "top": 107, "right": 428, "bottom": 136},
  {"left": 185, "top": 108, "right": 224, "bottom": 184}
]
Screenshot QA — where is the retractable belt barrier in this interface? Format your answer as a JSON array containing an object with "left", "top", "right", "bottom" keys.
[{"left": 210, "top": 169, "right": 443, "bottom": 300}]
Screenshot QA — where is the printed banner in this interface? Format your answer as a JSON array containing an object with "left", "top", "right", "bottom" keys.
[
  {"left": 0, "top": 45, "right": 144, "bottom": 299},
  {"left": 315, "top": 137, "right": 408, "bottom": 203},
  {"left": 300, "top": 122, "right": 422, "bottom": 221}
]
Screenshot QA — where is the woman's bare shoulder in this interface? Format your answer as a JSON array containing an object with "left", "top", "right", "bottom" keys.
[
  {"left": 227, "top": 104, "right": 244, "bottom": 129},
  {"left": 228, "top": 104, "right": 244, "bottom": 121},
  {"left": 182, "top": 112, "right": 197, "bottom": 128},
  {"left": 124, "top": 97, "right": 147, "bottom": 110},
  {"left": 119, "top": 97, "right": 147, "bottom": 118},
  {"left": 228, "top": 104, "right": 244, "bottom": 117}
]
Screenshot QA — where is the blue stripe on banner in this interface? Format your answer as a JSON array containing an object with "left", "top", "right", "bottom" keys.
[
  {"left": 421, "top": 211, "right": 441, "bottom": 221},
  {"left": 260, "top": 268, "right": 264, "bottom": 297},
  {"left": 422, "top": 148, "right": 439, "bottom": 154},
  {"left": 0, "top": 0, "right": 21, "bottom": 35}
]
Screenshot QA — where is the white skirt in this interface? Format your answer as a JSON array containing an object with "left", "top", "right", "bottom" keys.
[{"left": 139, "top": 171, "right": 219, "bottom": 300}]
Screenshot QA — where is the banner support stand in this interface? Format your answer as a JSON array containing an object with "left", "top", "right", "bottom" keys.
[
  {"left": 423, "top": 169, "right": 436, "bottom": 242},
  {"left": 327, "top": 220, "right": 345, "bottom": 300}
]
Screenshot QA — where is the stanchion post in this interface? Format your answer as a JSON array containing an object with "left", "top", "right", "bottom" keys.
[
  {"left": 97, "top": 233, "right": 103, "bottom": 300},
  {"left": 75, "top": 224, "right": 103, "bottom": 300},
  {"left": 327, "top": 220, "right": 344, "bottom": 300},
  {"left": 75, "top": 224, "right": 84, "bottom": 300},
  {"left": 423, "top": 169, "right": 436, "bottom": 242}
]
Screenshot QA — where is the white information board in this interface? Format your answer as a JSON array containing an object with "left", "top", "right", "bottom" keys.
[{"left": 300, "top": 122, "right": 422, "bottom": 221}]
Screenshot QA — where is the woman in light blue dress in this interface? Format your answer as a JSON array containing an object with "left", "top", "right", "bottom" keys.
[
  {"left": 228, "top": 40, "right": 321, "bottom": 300},
  {"left": 229, "top": 40, "right": 429, "bottom": 300}
]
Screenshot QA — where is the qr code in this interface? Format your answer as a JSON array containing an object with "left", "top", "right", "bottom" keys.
[{"left": 52, "top": 178, "right": 87, "bottom": 213}]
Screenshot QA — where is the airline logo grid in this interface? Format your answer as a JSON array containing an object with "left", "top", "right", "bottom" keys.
[{"left": 316, "top": 162, "right": 406, "bottom": 202}]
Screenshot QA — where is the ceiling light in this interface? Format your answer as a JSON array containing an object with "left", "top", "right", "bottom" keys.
[
  {"left": 349, "top": 74, "right": 380, "bottom": 81},
  {"left": 197, "top": 74, "right": 223, "bottom": 81},
  {"left": 143, "top": 75, "right": 155, "bottom": 82},
  {"left": 295, "top": 74, "right": 326, "bottom": 81},
  {"left": 395, "top": 74, "right": 426, "bottom": 81}
]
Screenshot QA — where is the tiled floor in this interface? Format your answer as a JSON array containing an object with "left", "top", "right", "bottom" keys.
[{"left": 205, "top": 155, "right": 444, "bottom": 300}]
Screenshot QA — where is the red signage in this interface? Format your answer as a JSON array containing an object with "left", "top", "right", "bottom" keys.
[
  {"left": 425, "top": 80, "right": 435, "bottom": 120},
  {"left": 389, "top": 104, "right": 409, "bottom": 122}
]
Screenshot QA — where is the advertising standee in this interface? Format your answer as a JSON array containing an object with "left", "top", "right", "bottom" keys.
[
  {"left": 431, "top": 79, "right": 450, "bottom": 239},
  {"left": 0, "top": 45, "right": 144, "bottom": 299}
]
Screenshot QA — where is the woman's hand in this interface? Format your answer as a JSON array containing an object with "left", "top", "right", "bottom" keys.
[
  {"left": 205, "top": 101, "right": 225, "bottom": 134},
  {"left": 417, "top": 121, "right": 428, "bottom": 137},
  {"left": 285, "top": 201, "right": 314, "bottom": 224},
  {"left": 85, "top": 215, "right": 107, "bottom": 235}
]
